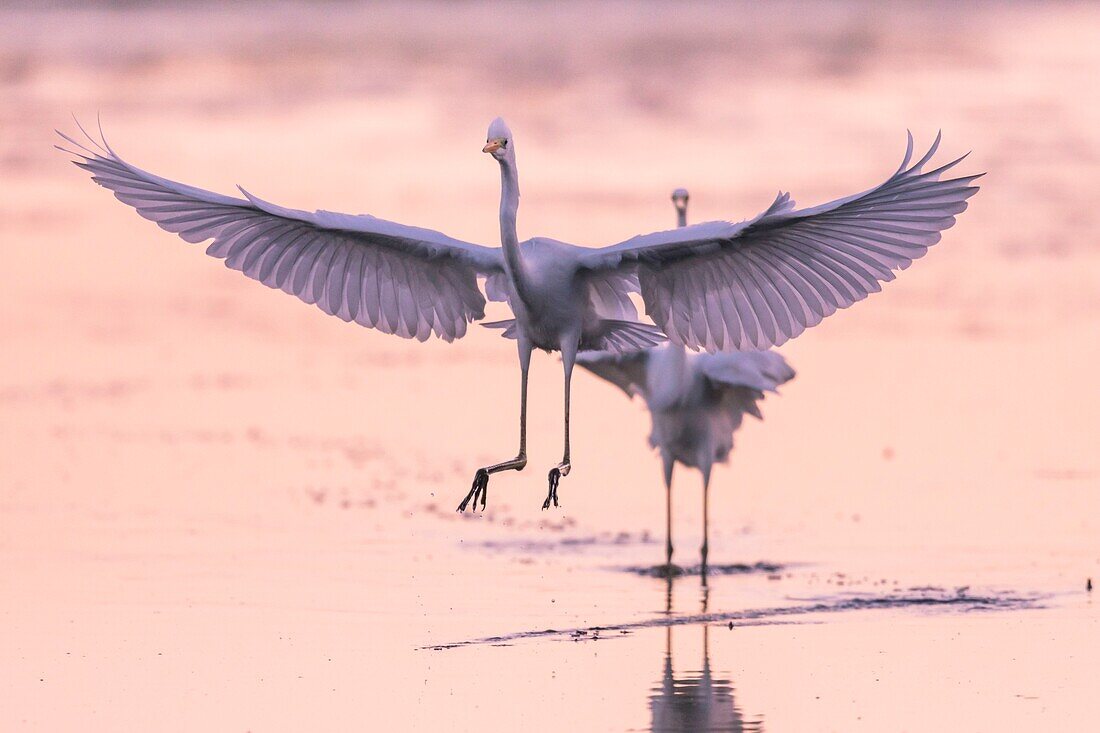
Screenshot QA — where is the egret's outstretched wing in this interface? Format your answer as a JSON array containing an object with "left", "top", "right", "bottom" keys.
[
  {"left": 698, "top": 350, "right": 796, "bottom": 395},
  {"left": 579, "top": 133, "right": 981, "bottom": 351},
  {"left": 59, "top": 124, "right": 503, "bottom": 342},
  {"left": 575, "top": 349, "right": 651, "bottom": 399}
]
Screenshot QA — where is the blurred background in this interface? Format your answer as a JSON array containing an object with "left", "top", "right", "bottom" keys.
[{"left": 2, "top": 2, "right": 1098, "bottom": 731}]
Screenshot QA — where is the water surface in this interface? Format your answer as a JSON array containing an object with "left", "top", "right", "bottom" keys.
[{"left": 2, "top": 1, "right": 1099, "bottom": 730}]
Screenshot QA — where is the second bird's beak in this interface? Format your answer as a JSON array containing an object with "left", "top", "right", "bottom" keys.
[{"left": 483, "top": 138, "right": 503, "bottom": 153}]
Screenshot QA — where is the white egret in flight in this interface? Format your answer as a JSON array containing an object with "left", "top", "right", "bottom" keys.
[
  {"left": 578, "top": 189, "right": 795, "bottom": 569},
  {"left": 58, "top": 118, "right": 979, "bottom": 513}
]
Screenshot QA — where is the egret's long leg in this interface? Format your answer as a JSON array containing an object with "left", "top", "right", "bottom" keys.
[
  {"left": 543, "top": 336, "right": 578, "bottom": 509},
  {"left": 456, "top": 341, "right": 532, "bottom": 512},
  {"left": 700, "top": 463, "right": 713, "bottom": 570},
  {"left": 661, "top": 452, "right": 675, "bottom": 568}
]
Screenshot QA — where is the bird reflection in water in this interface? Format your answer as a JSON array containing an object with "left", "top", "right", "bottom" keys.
[{"left": 648, "top": 577, "right": 763, "bottom": 732}]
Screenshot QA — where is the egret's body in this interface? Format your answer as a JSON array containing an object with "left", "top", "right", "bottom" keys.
[
  {"left": 599, "top": 343, "right": 794, "bottom": 470},
  {"left": 579, "top": 191, "right": 794, "bottom": 567},
  {"left": 60, "top": 118, "right": 978, "bottom": 512}
]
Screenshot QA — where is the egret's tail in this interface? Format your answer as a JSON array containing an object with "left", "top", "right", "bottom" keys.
[
  {"left": 480, "top": 318, "right": 519, "bottom": 338},
  {"left": 581, "top": 319, "right": 666, "bottom": 354}
]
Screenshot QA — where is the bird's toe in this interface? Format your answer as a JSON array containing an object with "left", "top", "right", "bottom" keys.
[
  {"left": 542, "top": 467, "right": 564, "bottom": 510},
  {"left": 457, "top": 468, "right": 490, "bottom": 512}
]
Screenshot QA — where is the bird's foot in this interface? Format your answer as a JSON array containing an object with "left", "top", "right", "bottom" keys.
[
  {"left": 456, "top": 468, "right": 490, "bottom": 512},
  {"left": 542, "top": 470, "right": 560, "bottom": 510},
  {"left": 542, "top": 462, "right": 570, "bottom": 510},
  {"left": 657, "top": 562, "right": 684, "bottom": 579},
  {"left": 457, "top": 455, "right": 527, "bottom": 512}
]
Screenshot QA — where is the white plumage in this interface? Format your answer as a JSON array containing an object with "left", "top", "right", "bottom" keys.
[
  {"left": 579, "top": 191, "right": 795, "bottom": 567},
  {"left": 58, "top": 117, "right": 978, "bottom": 513}
]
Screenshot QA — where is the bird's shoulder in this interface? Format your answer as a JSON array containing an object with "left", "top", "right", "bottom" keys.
[
  {"left": 521, "top": 236, "right": 586, "bottom": 255},
  {"left": 519, "top": 237, "right": 601, "bottom": 277}
]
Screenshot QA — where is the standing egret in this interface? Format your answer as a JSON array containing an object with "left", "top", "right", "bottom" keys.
[
  {"left": 579, "top": 190, "right": 795, "bottom": 568},
  {"left": 58, "top": 118, "right": 978, "bottom": 513}
]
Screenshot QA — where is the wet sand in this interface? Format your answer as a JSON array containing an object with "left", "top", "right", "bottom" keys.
[{"left": 2, "top": 1, "right": 1099, "bottom": 730}]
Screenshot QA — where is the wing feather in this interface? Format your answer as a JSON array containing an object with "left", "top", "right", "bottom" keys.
[
  {"left": 580, "top": 133, "right": 980, "bottom": 351},
  {"left": 575, "top": 350, "right": 651, "bottom": 399},
  {"left": 359, "top": 245, "right": 381, "bottom": 328},
  {"left": 702, "top": 264, "right": 727, "bottom": 351},
  {"left": 59, "top": 124, "right": 502, "bottom": 342},
  {"left": 741, "top": 252, "right": 792, "bottom": 342},
  {"left": 699, "top": 350, "right": 797, "bottom": 394}
]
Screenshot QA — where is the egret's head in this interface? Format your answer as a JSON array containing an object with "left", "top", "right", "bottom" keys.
[
  {"left": 671, "top": 188, "right": 690, "bottom": 213},
  {"left": 483, "top": 117, "right": 513, "bottom": 161}
]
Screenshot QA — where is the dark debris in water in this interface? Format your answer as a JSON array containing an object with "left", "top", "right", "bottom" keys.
[
  {"left": 423, "top": 587, "right": 1046, "bottom": 651},
  {"left": 786, "top": 587, "right": 1041, "bottom": 614},
  {"left": 627, "top": 562, "right": 786, "bottom": 578}
]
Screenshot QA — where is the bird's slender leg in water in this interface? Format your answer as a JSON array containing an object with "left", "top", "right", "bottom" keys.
[
  {"left": 663, "top": 575, "right": 673, "bottom": 665},
  {"left": 457, "top": 341, "right": 532, "bottom": 512},
  {"left": 544, "top": 335, "right": 579, "bottom": 509},
  {"left": 700, "top": 463, "right": 713, "bottom": 571},
  {"left": 661, "top": 452, "right": 675, "bottom": 569}
]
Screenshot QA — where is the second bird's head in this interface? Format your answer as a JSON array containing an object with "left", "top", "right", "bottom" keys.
[
  {"left": 483, "top": 117, "right": 514, "bottom": 162},
  {"left": 671, "top": 188, "right": 690, "bottom": 213}
]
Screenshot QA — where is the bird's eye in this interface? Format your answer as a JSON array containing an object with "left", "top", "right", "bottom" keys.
[{"left": 501, "top": 139, "right": 508, "bottom": 148}]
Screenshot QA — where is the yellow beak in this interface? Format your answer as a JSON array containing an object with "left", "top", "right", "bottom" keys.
[{"left": 483, "top": 139, "right": 503, "bottom": 153}]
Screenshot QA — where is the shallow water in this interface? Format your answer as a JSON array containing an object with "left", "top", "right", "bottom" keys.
[{"left": 2, "top": 1, "right": 1099, "bottom": 730}]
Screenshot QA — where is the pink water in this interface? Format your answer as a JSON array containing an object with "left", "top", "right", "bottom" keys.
[{"left": 2, "top": 2, "right": 1099, "bottom": 730}]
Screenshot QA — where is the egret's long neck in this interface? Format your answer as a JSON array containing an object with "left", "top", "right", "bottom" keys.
[{"left": 497, "top": 156, "right": 531, "bottom": 299}]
